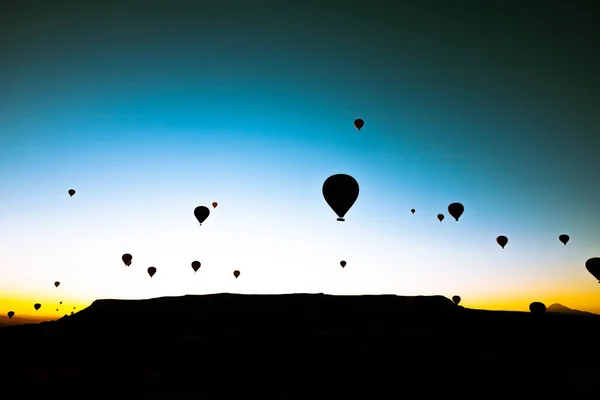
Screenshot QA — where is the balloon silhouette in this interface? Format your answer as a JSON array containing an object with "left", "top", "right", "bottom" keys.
[
  {"left": 122, "top": 253, "right": 132, "bottom": 266},
  {"left": 437, "top": 214, "right": 444, "bottom": 222},
  {"left": 322, "top": 174, "right": 359, "bottom": 222},
  {"left": 212, "top": 202, "right": 218, "bottom": 208},
  {"left": 191, "top": 261, "right": 201, "bottom": 273},
  {"left": 585, "top": 258, "right": 600, "bottom": 283},
  {"left": 452, "top": 295, "right": 461, "bottom": 305},
  {"left": 558, "top": 234, "right": 569, "bottom": 246},
  {"left": 60, "top": 301, "right": 62, "bottom": 305},
  {"left": 7, "top": 311, "right": 14, "bottom": 319},
  {"left": 411, "top": 209, "right": 415, "bottom": 214},
  {"left": 496, "top": 236, "right": 508, "bottom": 249},
  {"left": 147, "top": 267, "right": 157, "bottom": 278},
  {"left": 233, "top": 270, "right": 240, "bottom": 278},
  {"left": 194, "top": 206, "right": 210, "bottom": 226},
  {"left": 448, "top": 203, "right": 464, "bottom": 221},
  {"left": 354, "top": 118, "right": 364, "bottom": 131},
  {"left": 34, "top": 303, "right": 41, "bottom": 311},
  {"left": 68, "top": 189, "right": 76, "bottom": 197},
  {"left": 54, "top": 281, "right": 60, "bottom": 288},
  {"left": 340, "top": 260, "right": 346, "bottom": 268},
  {"left": 529, "top": 302, "right": 546, "bottom": 314},
  {"left": 56, "top": 308, "right": 58, "bottom": 311}
]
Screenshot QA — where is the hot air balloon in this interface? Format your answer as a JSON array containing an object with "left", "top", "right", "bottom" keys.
[
  {"left": 354, "top": 118, "right": 364, "bottom": 131},
  {"left": 322, "top": 174, "right": 359, "bottom": 222},
  {"left": 122, "top": 253, "right": 133, "bottom": 266},
  {"left": 496, "top": 235, "right": 508, "bottom": 249},
  {"left": 212, "top": 202, "right": 218, "bottom": 208},
  {"left": 68, "top": 189, "right": 76, "bottom": 197},
  {"left": 34, "top": 303, "right": 41, "bottom": 311},
  {"left": 448, "top": 203, "right": 464, "bottom": 221},
  {"left": 437, "top": 214, "right": 444, "bottom": 222},
  {"left": 558, "top": 234, "right": 569, "bottom": 246},
  {"left": 148, "top": 267, "right": 157, "bottom": 278},
  {"left": 54, "top": 281, "right": 60, "bottom": 288},
  {"left": 194, "top": 206, "right": 210, "bottom": 226},
  {"left": 529, "top": 302, "right": 546, "bottom": 314},
  {"left": 585, "top": 258, "right": 600, "bottom": 283},
  {"left": 452, "top": 295, "right": 461, "bottom": 305},
  {"left": 340, "top": 260, "right": 346, "bottom": 268},
  {"left": 233, "top": 270, "right": 240, "bottom": 278},
  {"left": 56, "top": 308, "right": 59, "bottom": 311},
  {"left": 411, "top": 209, "right": 415, "bottom": 214},
  {"left": 7, "top": 311, "right": 14, "bottom": 319},
  {"left": 60, "top": 301, "right": 62, "bottom": 305},
  {"left": 191, "top": 261, "right": 201, "bottom": 273}
]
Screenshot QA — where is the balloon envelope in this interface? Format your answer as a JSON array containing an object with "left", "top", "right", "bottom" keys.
[
  {"left": 529, "top": 302, "right": 546, "bottom": 314},
  {"left": 212, "top": 202, "right": 218, "bottom": 208},
  {"left": 34, "top": 303, "right": 41, "bottom": 311},
  {"left": 448, "top": 203, "right": 464, "bottom": 221},
  {"left": 7, "top": 311, "right": 14, "bottom": 319},
  {"left": 68, "top": 189, "right": 76, "bottom": 197},
  {"left": 54, "top": 281, "right": 60, "bottom": 288},
  {"left": 558, "top": 234, "right": 569, "bottom": 245},
  {"left": 194, "top": 206, "right": 210, "bottom": 225},
  {"left": 191, "top": 261, "right": 201, "bottom": 273},
  {"left": 437, "top": 214, "right": 444, "bottom": 222},
  {"left": 122, "top": 253, "right": 132, "bottom": 266},
  {"left": 585, "top": 257, "right": 600, "bottom": 282},
  {"left": 411, "top": 209, "right": 415, "bottom": 214},
  {"left": 452, "top": 295, "right": 461, "bottom": 305},
  {"left": 322, "top": 174, "right": 359, "bottom": 222},
  {"left": 147, "top": 267, "right": 157, "bottom": 278},
  {"left": 233, "top": 270, "right": 240, "bottom": 278},
  {"left": 496, "top": 235, "right": 508, "bottom": 249},
  {"left": 354, "top": 118, "right": 364, "bottom": 131},
  {"left": 340, "top": 260, "right": 346, "bottom": 268}
]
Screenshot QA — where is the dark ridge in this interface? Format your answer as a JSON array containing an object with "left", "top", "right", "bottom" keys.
[
  {"left": 1, "top": 293, "right": 599, "bottom": 397},
  {"left": 546, "top": 303, "right": 598, "bottom": 316}
]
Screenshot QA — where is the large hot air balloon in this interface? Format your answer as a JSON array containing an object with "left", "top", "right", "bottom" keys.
[
  {"left": 529, "top": 302, "right": 546, "bottom": 314},
  {"left": 34, "top": 303, "right": 41, "bottom": 311},
  {"left": 411, "top": 209, "right": 415, "bottom": 214},
  {"left": 437, "top": 214, "right": 444, "bottom": 222},
  {"left": 452, "top": 295, "right": 461, "bottom": 305},
  {"left": 322, "top": 174, "right": 359, "bottom": 222},
  {"left": 354, "top": 118, "right": 364, "bottom": 131},
  {"left": 496, "top": 236, "right": 508, "bottom": 249},
  {"left": 122, "top": 253, "right": 132, "bottom": 266},
  {"left": 68, "top": 189, "right": 76, "bottom": 197},
  {"left": 212, "top": 202, "right": 218, "bottom": 208},
  {"left": 558, "top": 234, "right": 569, "bottom": 246},
  {"left": 7, "top": 311, "right": 14, "bottom": 319},
  {"left": 148, "top": 267, "right": 157, "bottom": 278},
  {"left": 191, "top": 261, "right": 201, "bottom": 273},
  {"left": 585, "top": 258, "right": 600, "bottom": 283},
  {"left": 448, "top": 203, "right": 464, "bottom": 221},
  {"left": 194, "top": 206, "right": 210, "bottom": 226},
  {"left": 340, "top": 260, "right": 346, "bottom": 268},
  {"left": 233, "top": 270, "right": 240, "bottom": 278},
  {"left": 54, "top": 281, "right": 60, "bottom": 288}
]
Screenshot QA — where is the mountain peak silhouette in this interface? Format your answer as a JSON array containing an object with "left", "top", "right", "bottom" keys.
[{"left": 546, "top": 303, "right": 597, "bottom": 316}]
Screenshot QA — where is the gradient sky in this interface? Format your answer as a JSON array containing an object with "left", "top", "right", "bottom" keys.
[{"left": 1, "top": 0, "right": 599, "bottom": 318}]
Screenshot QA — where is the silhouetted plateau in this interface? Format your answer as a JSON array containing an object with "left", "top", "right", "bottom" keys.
[
  {"left": 546, "top": 303, "right": 597, "bottom": 316},
  {"left": 2, "top": 293, "right": 599, "bottom": 397}
]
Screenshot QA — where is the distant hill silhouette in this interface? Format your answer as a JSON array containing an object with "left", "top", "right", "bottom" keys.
[
  {"left": 546, "top": 303, "right": 598, "bottom": 316},
  {"left": 1, "top": 293, "right": 600, "bottom": 397}
]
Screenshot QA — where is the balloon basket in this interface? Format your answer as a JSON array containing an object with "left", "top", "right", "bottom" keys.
[{"left": 337, "top": 218, "right": 345, "bottom": 222}]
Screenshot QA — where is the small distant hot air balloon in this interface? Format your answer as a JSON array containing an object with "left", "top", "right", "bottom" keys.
[
  {"left": 448, "top": 203, "right": 464, "bottom": 221},
  {"left": 233, "top": 270, "right": 240, "bottom": 278},
  {"left": 71, "top": 311, "right": 74, "bottom": 315},
  {"left": 34, "top": 303, "right": 41, "bottom": 311},
  {"left": 585, "top": 258, "right": 600, "bottom": 283},
  {"left": 340, "top": 260, "right": 346, "bottom": 268},
  {"left": 322, "top": 174, "right": 359, "bottom": 222},
  {"left": 191, "top": 261, "right": 201, "bottom": 273},
  {"left": 59, "top": 301, "right": 62, "bottom": 305},
  {"left": 452, "top": 295, "right": 461, "bottom": 305},
  {"left": 354, "top": 118, "right": 364, "bottom": 131},
  {"left": 529, "top": 302, "right": 546, "bottom": 314},
  {"left": 7, "top": 311, "right": 14, "bottom": 319},
  {"left": 54, "top": 281, "right": 60, "bottom": 288},
  {"left": 212, "top": 202, "right": 218, "bottom": 208},
  {"left": 437, "top": 214, "right": 444, "bottom": 222},
  {"left": 56, "top": 308, "right": 58, "bottom": 311},
  {"left": 558, "top": 234, "right": 569, "bottom": 246},
  {"left": 148, "top": 267, "right": 157, "bottom": 278},
  {"left": 122, "top": 253, "right": 133, "bottom": 266},
  {"left": 496, "top": 235, "right": 508, "bottom": 249},
  {"left": 194, "top": 206, "right": 210, "bottom": 226},
  {"left": 73, "top": 307, "right": 76, "bottom": 310},
  {"left": 68, "top": 189, "right": 76, "bottom": 197},
  {"left": 411, "top": 209, "right": 415, "bottom": 214}
]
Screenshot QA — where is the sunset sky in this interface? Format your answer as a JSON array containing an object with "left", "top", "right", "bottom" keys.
[{"left": 1, "top": 0, "right": 599, "bottom": 318}]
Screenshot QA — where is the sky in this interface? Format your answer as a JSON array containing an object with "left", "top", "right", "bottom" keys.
[{"left": 1, "top": 0, "right": 599, "bottom": 318}]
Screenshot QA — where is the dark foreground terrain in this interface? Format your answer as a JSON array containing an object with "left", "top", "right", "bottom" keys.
[{"left": 1, "top": 293, "right": 599, "bottom": 398}]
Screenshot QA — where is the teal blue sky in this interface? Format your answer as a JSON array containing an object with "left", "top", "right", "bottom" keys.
[{"left": 1, "top": 1, "right": 599, "bottom": 313}]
